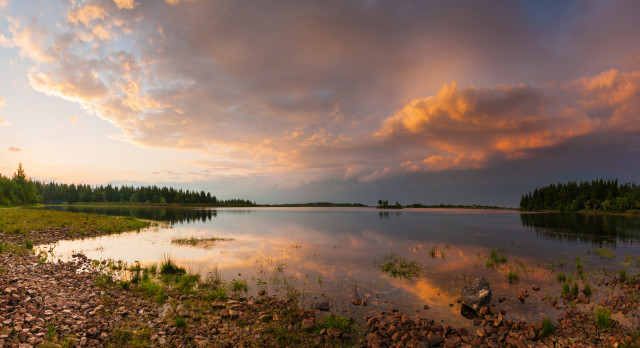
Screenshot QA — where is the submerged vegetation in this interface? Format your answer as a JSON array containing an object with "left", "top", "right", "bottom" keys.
[
  {"left": 171, "top": 236, "right": 234, "bottom": 247},
  {"left": 378, "top": 252, "right": 421, "bottom": 279}
]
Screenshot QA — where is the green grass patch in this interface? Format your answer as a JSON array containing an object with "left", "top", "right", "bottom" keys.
[
  {"left": 108, "top": 326, "right": 151, "bottom": 348},
  {"left": 136, "top": 279, "right": 166, "bottom": 304},
  {"left": 0, "top": 208, "right": 150, "bottom": 238},
  {"left": 160, "top": 257, "right": 186, "bottom": 276},
  {"left": 595, "top": 306, "right": 611, "bottom": 330},
  {"left": 619, "top": 269, "right": 628, "bottom": 283},
  {"left": 231, "top": 279, "right": 248, "bottom": 296},
  {"left": 506, "top": 269, "right": 519, "bottom": 283},
  {"left": 319, "top": 314, "right": 356, "bottom": 333},
  {"left": 556, "top": 273, "right": 567, "bottom": 282},
  {"left": 486, "top": 249, "right": 507, "bottom": 267},
  {"left": 379, "top": 252, "right": 421, "bottom": 279},
  {"left": 540, "top": 317, "right": 555, "bottom": 337},
  {"left": 204, "top": 287, "right": 227, "bottom": 301},
  {"left": 561, "top": 282, "right": 570, "bottom": 297},
  {"left": 583, "top": 282, "right": 592, "bottom": 297},
  {"left": 95, "top": 273, "right": 114, "bottom": 289},
  {"left": 175, "top": 316, "right": 186, "bottom": 328}
]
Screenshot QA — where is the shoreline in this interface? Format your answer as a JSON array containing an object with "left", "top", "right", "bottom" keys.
[{"left": 1, "top": 209, "right": 639, "bottom": 347}]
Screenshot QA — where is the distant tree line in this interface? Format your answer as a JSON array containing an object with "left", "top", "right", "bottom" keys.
[
  {"left": 0, "top": 164, "right": 254, "bottom": 206},
  {"left": 520, "top": 179, "right": 640, "bottom": 213}
]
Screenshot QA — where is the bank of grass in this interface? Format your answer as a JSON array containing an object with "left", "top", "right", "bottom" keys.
[
  {"left": 378, "top": 252, "right": 421, "bottom": 279},
  {"left": 0, "top": 208, "right": 150, "bottom": 239}
]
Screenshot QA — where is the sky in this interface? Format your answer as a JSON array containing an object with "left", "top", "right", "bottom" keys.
[{"left": 1, "top": 0, "right": 640, "bottom": 206}]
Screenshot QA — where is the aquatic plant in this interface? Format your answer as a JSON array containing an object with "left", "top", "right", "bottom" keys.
[
  {"left": 561, "top": 282, "right": 570, "bottom": 297},
  {"left": 593, "top": 247, "right": 616, "bottom": 259},
  {"left": 583, "top": 282, "right": 592, "bottom": 297},
  {"left": 486, "top": 249, "right": 507, "bottom": 268},
  {"left": 540, "top": 317, "right": 555, "bottom": 337},
  {"left": 378, "top": 252, "right": 421, "bottom": 279},
  {"left": 170, "top": 236, "right": 234, "bottom": 248},
  {"left": 595, "top": 306, "right": 611, "bottom": 330}
]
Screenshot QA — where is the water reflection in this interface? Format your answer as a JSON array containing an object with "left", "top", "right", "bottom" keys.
[
  {"left": 37, "top": 207, "right": 640, "bottom": 327},
  {"left": 520, "top": 212, "right": 640, "bottom": 246}
]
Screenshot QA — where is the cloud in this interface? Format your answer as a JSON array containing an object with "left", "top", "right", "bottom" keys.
[
  {"left": 114, "top": 0, "right": 137, "bottom": 10},
  {"left": 0, "top": 0, "right": 7, "bottom": 9},
  {"left": 69, "top": 115, "right": 78, "bottom": 124},
  {"left": 8, "top": 146, "right": 22, "bottom": 152},
  {"left": 7, "top": 0, "right": 640, "bottom": 187}
]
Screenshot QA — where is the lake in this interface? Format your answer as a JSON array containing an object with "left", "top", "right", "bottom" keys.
[{"left": 38, "top": 206, "right": 640, "bottom": 329}]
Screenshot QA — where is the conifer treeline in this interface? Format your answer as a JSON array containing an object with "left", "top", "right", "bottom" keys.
[
  {"left": 0, "top": 164, "right": 254, "bottom": 206},
  {"left": 520, "top": 179, "right": 640, "bottom": 213}
]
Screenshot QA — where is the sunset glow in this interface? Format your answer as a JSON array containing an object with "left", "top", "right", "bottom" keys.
[{"left": 1, "top": 1, "right": 640, "bottom": 205}]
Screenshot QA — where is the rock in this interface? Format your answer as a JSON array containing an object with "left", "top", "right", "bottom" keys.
[
  {"left": 367, "top": 317, "right": 380, "bottom": 328},
  {"left": 532, "top": 285, "right": 540, "bottom": 291},
  {"left": 518, "top": 292, "right": 525, "bottom": 304},
  {"left": 352, "top": 297, "right": 362, "bottom": 305},
  {"left": 327, "top": 327, "right": 341, "bottom": 339},
  {"left": 315, "top": 301, "right": 330, "bottom": 311},
  {"left": 461, "top": 277, "right": 492, "bottom": 313},
  {"left": 302, "top": 318, "right": 315, "bottom": 330}
]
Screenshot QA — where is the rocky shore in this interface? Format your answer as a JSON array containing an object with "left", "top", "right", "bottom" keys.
[{"left": 2, "top": 216, "right": 640, "bottom": 347}]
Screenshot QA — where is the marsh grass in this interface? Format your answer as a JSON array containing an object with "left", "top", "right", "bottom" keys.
[
  {"left": 593, "top": 247, "right": 616, "bottom": 259},
  {"left": 379, "top": 252, "right": 421, "bottom": 279},
  {"left": 595, "top": 306, "right": 611, "bottom": 330},
  {"left": 506, "top": 269, "right": 519, "bottom": 283},
  {"left": 561, "top": 282, "right": 570, "bottom": 297},
  {"left": 160, "top": 256, "right": 186, "bottom": 276},
  {"left": 486, "top": 249, "right": 507, "bottom": 268},
  {"left": 170, "top": 236, "right": 234, "bottom": 248},
  {"left": 556, "top": 273, "right": 567, "bottom": 282},
  {"left": 583, "top": 282, "right": 592, "bottom": 297}
]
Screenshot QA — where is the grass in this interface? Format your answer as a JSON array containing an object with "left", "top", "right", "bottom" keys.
[
  {"left": 232, "top": 279, "right": 249, "bottom": 295},
  {"left": 593, "top": 247, "right": 616, "bottom": 259},
  {"left": 556, "top": 273, "right": 567, "bottom": 282},
  {"left": 171, "top": 236, "right": 234, "bottom": 247},
  {"left": 137, "top": 279, "right": 166, "bottom": 304},
  {"left": 175, "top": 316, "right": 187, "bottom": 328},
  {"left": 583, "top": 282, "right": 592, "bottom": 297},
  {"left": 506, "top": 269, "right": 519, "bottom": 283},
  {"left": 319, "top": 314, "right": 357, "bottom": 333},
  {"left": 108, "top": 326, "right": 151, "bottom": 348},
  {"left": 378, "top": 252, "right": 421, "bottom": 279},
  {"left": 160, "top": 256, "right": 186, "bottom": 276},
  {"left": 205, "top": 287, "right": 227, "bottom": 301},
  {"left": 0, "top": 208, "right": 150, "bottom": 238},
  {"left": 619, "top": 269, "right": 628, "bottom": 283},
  {"left": 595, "top": 306, "right": 611, "bottom": 330},
  {"left": 486, "top": 249, "right": 508, "bottom": 267},
  {"left": 561, "top": 282, "right": 570, "bottom": 297},
  {"left": 571, "top": 283, "right": 579, "bottom": 297},
  {"left": 540, "top": 317, "right": 555, "bottom": 337}
]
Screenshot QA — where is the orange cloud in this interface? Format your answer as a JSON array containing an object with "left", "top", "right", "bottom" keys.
[
  {"left": 376, "top": 81, "right": 598, "bottom": 172},
  {"left": 8, "top": 146, "right": 22, "bottom": 152}
]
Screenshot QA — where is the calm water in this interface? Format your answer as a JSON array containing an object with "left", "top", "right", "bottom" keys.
[{"left": 38, "top": 207, "right": 640, "bottom": 328}]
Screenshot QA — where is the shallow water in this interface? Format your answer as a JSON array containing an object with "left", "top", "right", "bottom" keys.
[{"left": 38, "top": 207, "right": 640, "bottom": 328}]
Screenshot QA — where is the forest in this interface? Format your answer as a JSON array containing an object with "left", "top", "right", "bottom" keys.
[
  {"left": 519, "top": 179, "right": 640, "bottom": 213},
  {"left": 0, "top": 164, "right": 254, "bottom": 206}
]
